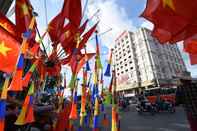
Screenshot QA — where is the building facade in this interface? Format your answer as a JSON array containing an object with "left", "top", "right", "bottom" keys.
[{"left": 113, "top": 28, "right": 191, "bottom": 95}]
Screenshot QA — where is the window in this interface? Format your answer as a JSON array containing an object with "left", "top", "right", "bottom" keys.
[
  {"left": 125, "top": 35, "right": 128, "bottom": 39},
  {"left": 125, "top": 64, "right": 127, "bottom": 66},
  {"left": 128, "top": 56, "right": 131, "bottom": 58},
  {"left": 124, "top": 59, "right": 127, "bottom": 61},
  {"left": 130, "top": 67, "right": 133, "bottom": 70},
  {"left": 121, "top": 71, "right": 124, "bottom": 74},
  {"left": 125, "top": 69, "right": 128, "bottom": 72}
]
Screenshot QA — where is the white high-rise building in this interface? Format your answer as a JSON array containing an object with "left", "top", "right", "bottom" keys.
[{"left": 113, "top": 28, "right": 191, "bottom": 94}]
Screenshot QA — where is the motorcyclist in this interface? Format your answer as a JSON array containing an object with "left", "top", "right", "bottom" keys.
[{"left": 138, "top": 92, "right": 147, "bottom": 109}]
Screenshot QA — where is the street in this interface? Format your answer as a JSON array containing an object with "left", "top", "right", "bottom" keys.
[
  {"left": 119, "top": 105, "right": 190, "bottom": 131},
  {"left": 79, "top": 105, "right": 190, "bottom": 131}
]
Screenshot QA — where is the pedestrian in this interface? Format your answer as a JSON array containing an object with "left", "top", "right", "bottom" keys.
[{"left": 176, "top": 79, "right": 197, "bottom": 131}]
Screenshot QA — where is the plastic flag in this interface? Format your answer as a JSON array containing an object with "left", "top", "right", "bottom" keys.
[
  {"left": 15, "top": 82, "right": 35, "bottom": 125},
  {"left": 102, "top": 113, "right": 109, "bottom": 127},
  {"left": 0, "top": 100, "right": 6, "bottom": 131},
  {"left": 23, "top": 60, "right": 38, "bottom": 87},
  {"left": 9, "top": 69, "right": 23, "bottom": 91},
  {"left": 104, "top": 51, "right": 112, "bottom": 77},
  {"left": 95, "top": 32, "right": 103, "bottom": 69},
  {"left": 9, "top": 54, "right": 25, "bottom": 91},
  {"left": 69, "top": 89, "right": 78, "bottom": 120},
  {"left": 1, "top": 76, "right": 10, "bottom": 99}
]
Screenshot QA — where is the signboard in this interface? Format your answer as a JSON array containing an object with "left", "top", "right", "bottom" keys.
[{"left": 117, "top": 74, "right": 129, "bottom": 84}]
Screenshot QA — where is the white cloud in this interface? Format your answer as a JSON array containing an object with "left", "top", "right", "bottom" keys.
[
  {"left": 141, "top": 21, "right": 154, "bottom": 30},
  {"left": 87, "top": 0, "right": 136, "bottom": 49}
]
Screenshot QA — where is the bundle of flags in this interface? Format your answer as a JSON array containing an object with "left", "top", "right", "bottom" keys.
[
  {"left": 79, "top": 68, "right": 88, "bottom": 130},
  {"left": 141, "top": 0, "right": 197, "bottom": 65},
  {"left": 15, "top": 82, "right": 35, "bottom": 125},
  {"left": 0, "top": 0, "right": 121, "bottom": 131}
]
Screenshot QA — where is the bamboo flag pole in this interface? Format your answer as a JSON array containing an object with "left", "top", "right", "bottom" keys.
[{"left": 9, "top": 17, "right": 36, "bottom": 91}]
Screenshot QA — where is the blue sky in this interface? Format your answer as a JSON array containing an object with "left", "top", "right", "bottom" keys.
[
  {"left": 31, "top": 0, "right": 197, "bottom": 78},
  {"left": 9, "top": 0, "right": 197, "bottom": 87}
]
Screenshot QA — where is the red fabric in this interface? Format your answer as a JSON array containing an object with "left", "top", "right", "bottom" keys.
[
  {"left": 0, "top": 27, "right": 20, "bottom": 73},
  {"left": 78, "top": 23, "right": 98, "bottom": 50},
  {"left": 22, "top": 72, "right": 32, "bottom": 87},
  {"left": 61, "top": 54, "right": 72, "bottom": 65},
  {"left": 46, "top": 62, "right": 62, "bottom": 76},
  {"left": 63, "top": 0, "right": 82, "bottom": 27},
  {"left": 48, "top": 13, "right": 65, "bottom": 43},
  {"left": 189, "top": 53, "right": 197, "bottom": 65},
  {"left": 29, "top": 42, "right": 40, "bottom": 55},
  {"left": 0, "top": 13, "right": 18, "bottom": 40},
  {"left": 25, "top": 105, "right": 35, "bottom": 123},
  {"left": 141, "top": 0, "right": 197, "bottom": 43},
  {"left": 184, "top": 34, "right": 197, "bottom": 54},
  {"left": 9, "top": 69, "right": 23, "bottom": 91},
  {"left": 76, "top": 53, "right": 95, "bottom": 73},
  {"left": 187, "top": 113, "right": 197, "bottom": 131},
  {"left": 55, "top": 102, "right": 72, "bottom": 131},
  {"left": 15, "top": 0, "right": 36, "bottom": 39},
  {"left": 60, "top": 19, "right": 88, "bottom": 51}
]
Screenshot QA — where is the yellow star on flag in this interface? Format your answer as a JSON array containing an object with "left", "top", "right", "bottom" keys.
[
  {"left": 162, "top": 0, "right": 175, "bottom": 11},
  {"left": 0, "top": 42, "right": 11, "bottom": 56},
  {"left": 0, "top": 23, "right": 8, "bottom": 31},
  {"left": 21, "top": 4, "right": 29, "bottom": 16},
  {"left": 64, "top": 30, "right": 70, "bottom": 38}
]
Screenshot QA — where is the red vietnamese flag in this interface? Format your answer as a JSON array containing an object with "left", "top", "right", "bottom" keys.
[
  {"left": 60, "top": 19, "right": 88, "bottom": 50},
  {"left": 15, "top": 0, "right": 36, "bottom": 39},
  {"left": 141, "top": 0, "right": 197, "bottom": 43},
  {"left": 0, "top": 27, "right": 20, "bottom": 73},
  {"left": 63, "top": 0, "right": 82, "bottom": 27},
  {"left": 189, "top": 54, "right": 197, "bottom": 65},
  {"left": 184, "top": 34, "right": 197, "bottom": 54},
  {"left": 48, "top": 13, "right": 65, "bottom": 43},
  {"left": 0, "top": 13, "right": 18, "bottom": 40},
  {"left": 78, "top": 23, "right": 98, "bottom": 50},
  {"left": 63, "top": 22, "right": 97, "bottom": 56},
  {"left": 48, "top": 0, "right": 69, "bottom": 43}
]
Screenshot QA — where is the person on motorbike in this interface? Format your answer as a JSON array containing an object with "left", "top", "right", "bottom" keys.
[{"left": 138, "top": 92, "right": 147, "bottom": 109}]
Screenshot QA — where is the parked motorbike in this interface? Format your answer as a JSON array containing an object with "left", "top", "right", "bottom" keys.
[
  {"left": 136, "top": 99, "right": 156, "bottom": 115},
  {"left": 155, "top": 100, "right": 175, "bottom": 113}
]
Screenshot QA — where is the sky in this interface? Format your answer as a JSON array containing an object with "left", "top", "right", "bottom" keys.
[{"left": 8, "top": 0, "right": 197, "bottom": 87}]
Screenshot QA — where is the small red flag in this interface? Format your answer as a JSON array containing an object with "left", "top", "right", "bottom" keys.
[
  {"left": 63, "top": 0, "right": 82, "bottom": 27},
  {"left": 15, "top": 0, "right": 36, "bottom": 38}
]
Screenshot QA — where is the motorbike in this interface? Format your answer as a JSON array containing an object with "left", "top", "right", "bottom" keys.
[
  {"left": 136, "top": 99, "right": 156, "bottom": 115},
  {"left": 155, "top": 100, "right": 176, "bottom": 113}
]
